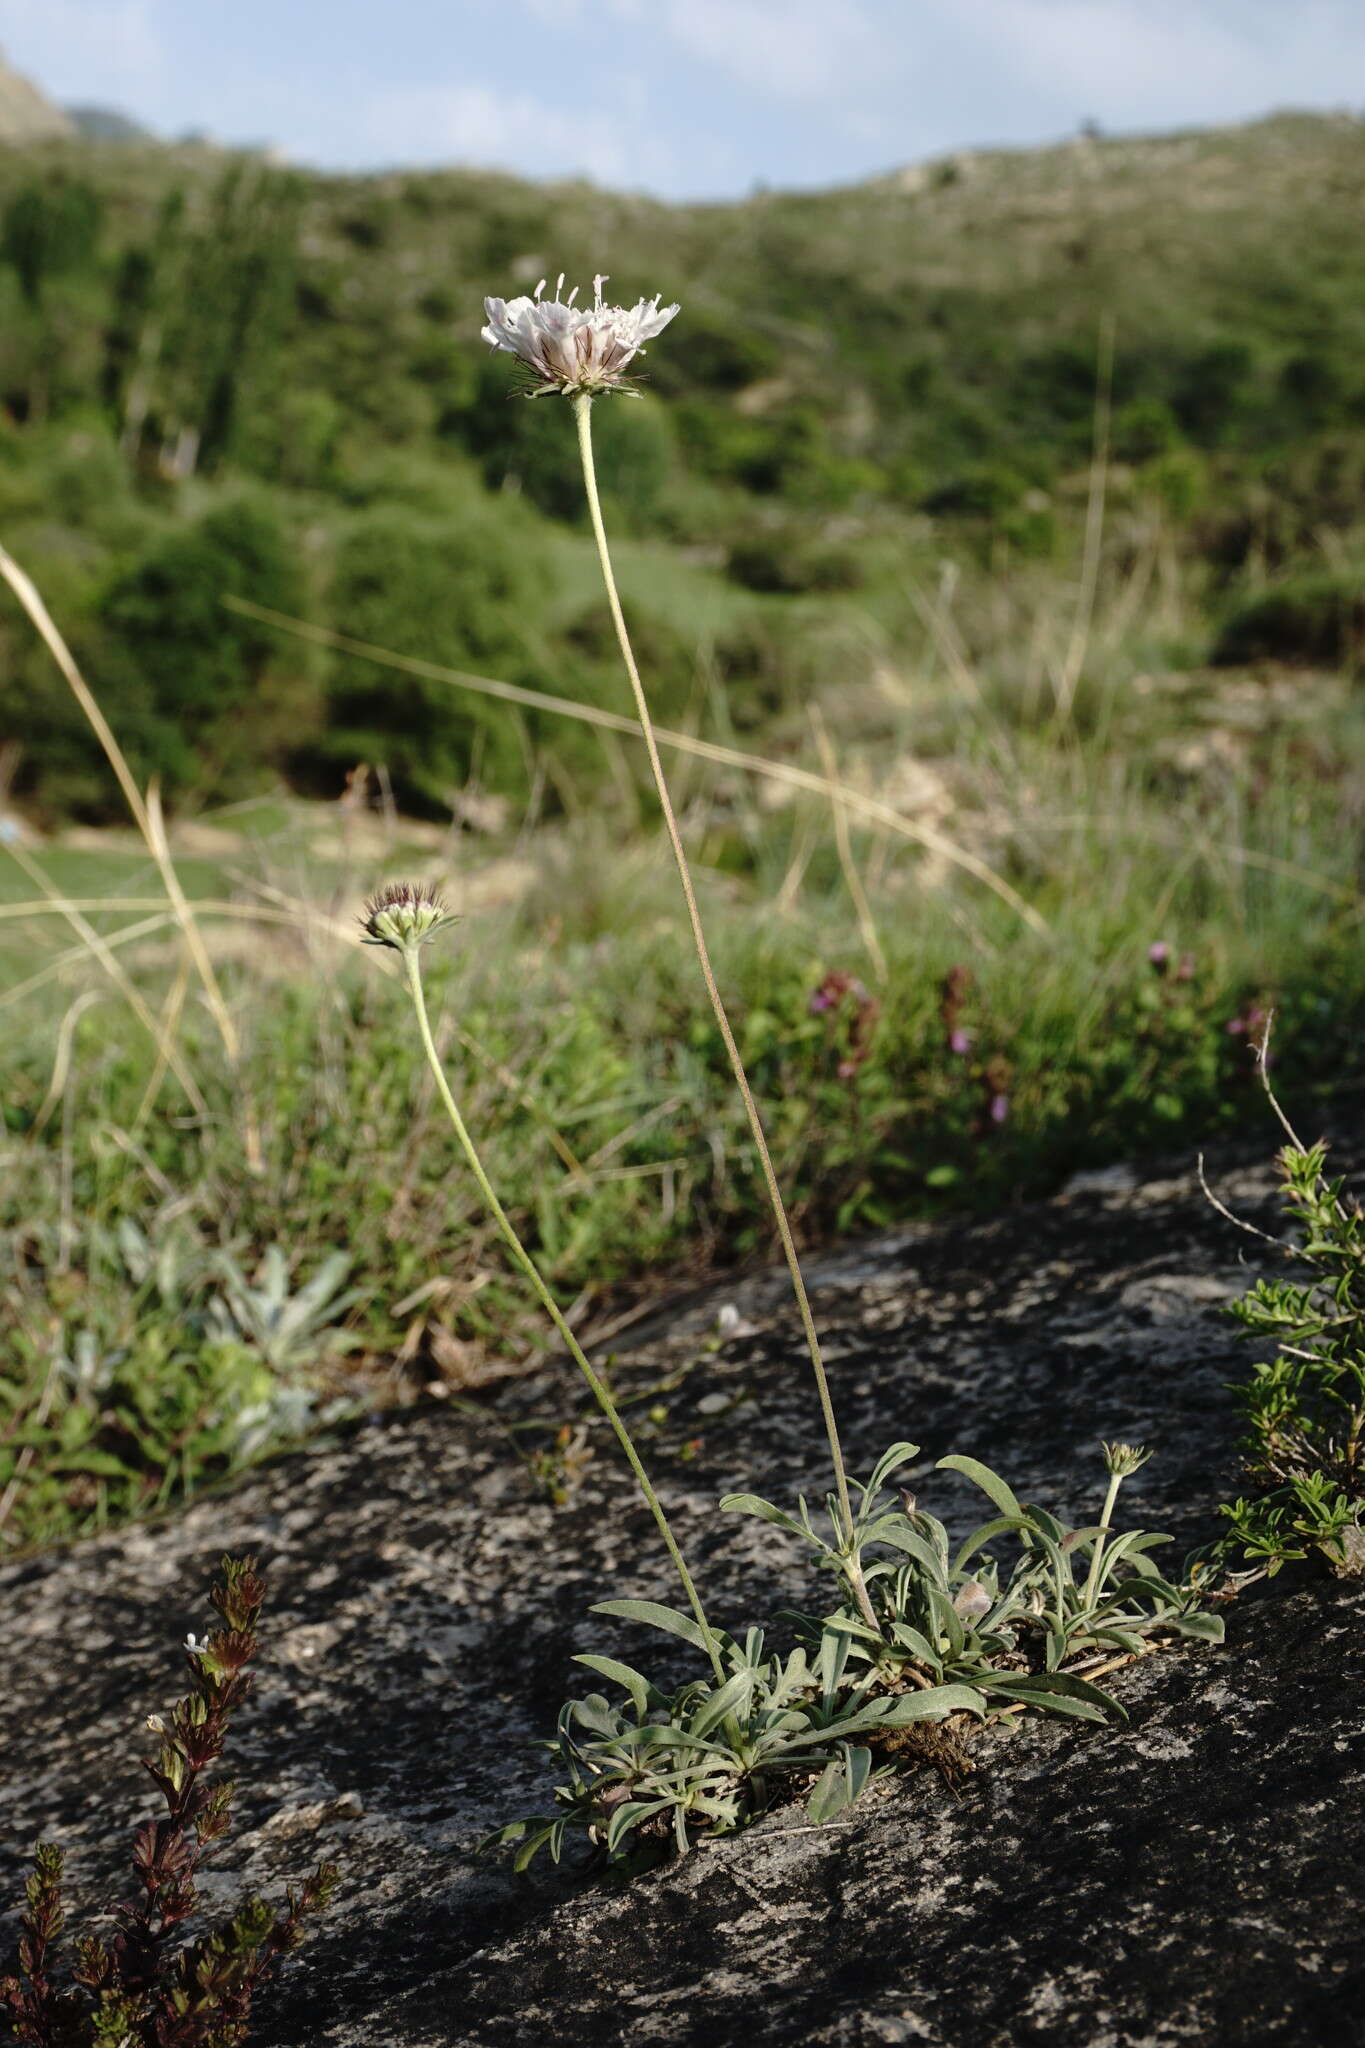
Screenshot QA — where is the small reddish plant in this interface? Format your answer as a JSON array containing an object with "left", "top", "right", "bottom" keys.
[{"left": 1, "top": 1556, "right": 336, "bottom": 2047}]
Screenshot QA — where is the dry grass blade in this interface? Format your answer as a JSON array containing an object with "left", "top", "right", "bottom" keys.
[
  {"left": 1, "top": 912, "right": 178, "bottom": 1011},
  {"left": 1032, "top": 813, "right": 1365, "bottom": 909},
  {"left": 0, "top": 896, "right": 334, "bottom": 1014},
  {"left": 809, "top": 703, "right": 887, "bottom": 982},
  {"left": 134, "top": 952, "right": 193, "bottom": 1132},
  {"left": 2, "top": 839, "right": 208, "bottom": 1113},
  {"left": 0, "top": 895, "right": 363, "bottom": 928},
  {"left": 0, "top": 543, "right": 246, "bottom": 1124},
  {"left": 1054, "top": 313, "right": 1115, "bottom": 724},
  {"left": 222, "top": 595, "right": 1050, "bottom": 935},
  {"left": 29, "top": 989, "right": 105, "bottom": 1138}
]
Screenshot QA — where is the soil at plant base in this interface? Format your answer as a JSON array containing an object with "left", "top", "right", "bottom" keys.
[{"left": 1, "top": 1129, "right": 1361, "bottom": 2046}]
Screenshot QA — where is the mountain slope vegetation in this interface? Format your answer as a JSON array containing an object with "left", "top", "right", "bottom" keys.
[{"left": 0, "top": 111, "right": 1363, "bottom": 818}]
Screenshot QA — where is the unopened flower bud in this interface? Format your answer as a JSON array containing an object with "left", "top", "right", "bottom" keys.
[
  {"left": 360, "top": 881, "right": 457, "bottom": 952},
  {"left": 1102, "top": 1441, "right": 1152, "bottom": 1478}
]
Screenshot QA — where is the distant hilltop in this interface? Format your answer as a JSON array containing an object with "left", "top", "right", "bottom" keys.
[
  {"left": 0, "top": 49, "right": 74, "bottom": 144},
  {"left": 0, "top": 50, "right": 151, "bottom": 148},
  {"left": 67, "top": 105, "right": 152, "bottom": 144}
]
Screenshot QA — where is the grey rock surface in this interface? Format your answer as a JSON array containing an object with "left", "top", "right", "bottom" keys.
[{"left": 2, "top": 1135, "right": 1362, "bottom": 2046}]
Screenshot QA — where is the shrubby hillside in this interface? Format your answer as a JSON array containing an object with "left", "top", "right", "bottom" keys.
[{"left": 1, "top": 112, "right": 1363, "bottom": 819}]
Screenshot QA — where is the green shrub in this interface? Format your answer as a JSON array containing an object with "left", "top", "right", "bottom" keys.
[
  {"left": 2, "top": 1558, "right": 336, "bottom": 2041},
  {"left": 1170, "top": 338, "right": 1258, "bottom": 444},
  {"left": 1113, "top": 396, "right": 1182, "bottom": 463},
  {"left": 562, "top": 599, "right": 701, "bottom": 724},
  {"left": 310, "top": 501, "right": 559, "bottom": 810},
  {"left": 0, "top": 172, "right": 102, "bottom": 308},
  {"left": 644, "top": 309, "right": 781, "bottom": 396},
  {"left": 1142, "top": 446, "right": 1207, "bottom": 520},
  {"left": 725, "top": 527, "right": 866, "bottom": 594},
  {"left": 237, "top": 386, "right": 345, "bottom": 489},
  {"left": 448, "top": 362, "right": 676, "bottom": 527},
  {"left": 1218, "top": 1135, "right": 1365, "bottom": 1578},
  {"left": 96, "top": 495, "right": 308, "bottom": 805},
  {"left": 1211, "top": 571, "right": 1365, "bottom": 668},
  {"left": 922, "top": 462, "right": 1031, "bottom": 519}
]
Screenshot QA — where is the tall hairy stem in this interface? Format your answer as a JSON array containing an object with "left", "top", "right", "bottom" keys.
[
  {"left": 1082, "top": 1469, "right": 1124, "bottom": 1617},
  {"left": 403, "top": 945, "right": 724, "bottom": 1679},
  {"left": 573, "top": 392, "right": 878, "bottom": 1635}
]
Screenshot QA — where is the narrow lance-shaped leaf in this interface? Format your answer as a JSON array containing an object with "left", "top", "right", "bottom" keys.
[
  {"left": 591, "top": 1599, "right": 718, "bottom": 1656},
  {"left": 936, "top": 1454, "right": 1023, "bottom": 1519},
  {"left": 718, "top": 1494, "right": 811, "bottom": 1541}
]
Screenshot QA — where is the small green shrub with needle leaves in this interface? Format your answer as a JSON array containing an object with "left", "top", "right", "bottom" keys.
[
  {"left": 1220, "top": 1136, "right": 1365, "bottom": 1577},
  {"left": 1, "top": 1556, "right": 335, "bottom": 2047}
]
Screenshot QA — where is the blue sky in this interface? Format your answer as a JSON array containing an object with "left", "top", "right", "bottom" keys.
[{"left": 1, "top": 0, "right": 1362, "bottom": 198}]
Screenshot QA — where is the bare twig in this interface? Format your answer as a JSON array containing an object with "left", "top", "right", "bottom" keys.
[{"left": 1196, "top": 1152, "right": 1282, "bottom": 1248}]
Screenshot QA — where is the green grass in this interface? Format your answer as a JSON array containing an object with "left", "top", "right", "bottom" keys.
[
  {"left": 5, "top": 111, "right": 1365, "bottom": 1554},
  {"left": 5, "top": 635, "right": 1365, "bottom": 1554}
]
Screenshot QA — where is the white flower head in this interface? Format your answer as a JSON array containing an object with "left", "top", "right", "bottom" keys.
[{"left": 481, "top": 273, "right": 679, "bottom": 397}]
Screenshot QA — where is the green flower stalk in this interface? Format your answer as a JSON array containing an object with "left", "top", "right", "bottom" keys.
[
  {"left": 1083, "top": 1441, "right": 1154, "bottom": 1616},
  {"left": 481, "top": 274, "right": 877, "bottom": 1632},
  {"left": 362, "top": 884, "right": 724, "bottom": 1681}
]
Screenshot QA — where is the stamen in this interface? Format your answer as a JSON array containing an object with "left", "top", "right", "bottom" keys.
[{"left": 534, "top": 278, "right": 546, "bottom": 300}]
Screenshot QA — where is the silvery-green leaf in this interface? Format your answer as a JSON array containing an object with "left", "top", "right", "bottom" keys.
[
  {"left": 572, "top": 1654, "right": 653, "bottom": 1717},
  {"left": 806, "top": 1743, "right": 873, "bottom": 1823},
  {"left": 864, "top": 1441, "right": 922, "bottom": 1500},
  {"left": 719, "top": 1493, "right": 810, "bottom": 1540},
  {"left": 688, "top": 1669, "right": 754, "bottom": 1739},
  {"left": 866, "top": 1520, "right": 951, "bottom": 1581},
  {"left": 987, "top": 1670, "right": 1125, "bottom": 1719},
  {"left": 877, "top": 1683, "right": 987, "bottom": 1725},
  {"left": 888, "top": 1623, "right": 940, "bottom": 1668},
  {"left": 591, "top": 1599, "right": 717, "bottom": 1655},
  {"left": 1163, "top": 1610, "right": 1225, "bottom": 1640},
  {"left": 936, "top": 1454, "right": 1023, "bottom": 1518}
]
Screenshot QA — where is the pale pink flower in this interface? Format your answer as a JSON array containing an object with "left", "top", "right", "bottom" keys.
[{"left": 481, "top": 273, "right": 679, "bottom": 397}]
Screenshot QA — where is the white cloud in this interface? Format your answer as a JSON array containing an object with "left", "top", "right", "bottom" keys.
[
  {"left": 515, "top": 0, "right": 882, "bottom": 108},
  {"left": 356, "top": 79, "right": 677, "bottom": 188},
  {"left": 950, "top": 1, "right": 1365, "bottom": 121},
  {"left": 519, "top": 0, "right": 1365, "bottom": 131},
  {"left": 0, "top": 0, "right": 166, "bottom": 103},
  {"left": 645, "top": 0, "right": 881, "bottom": 103}
]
